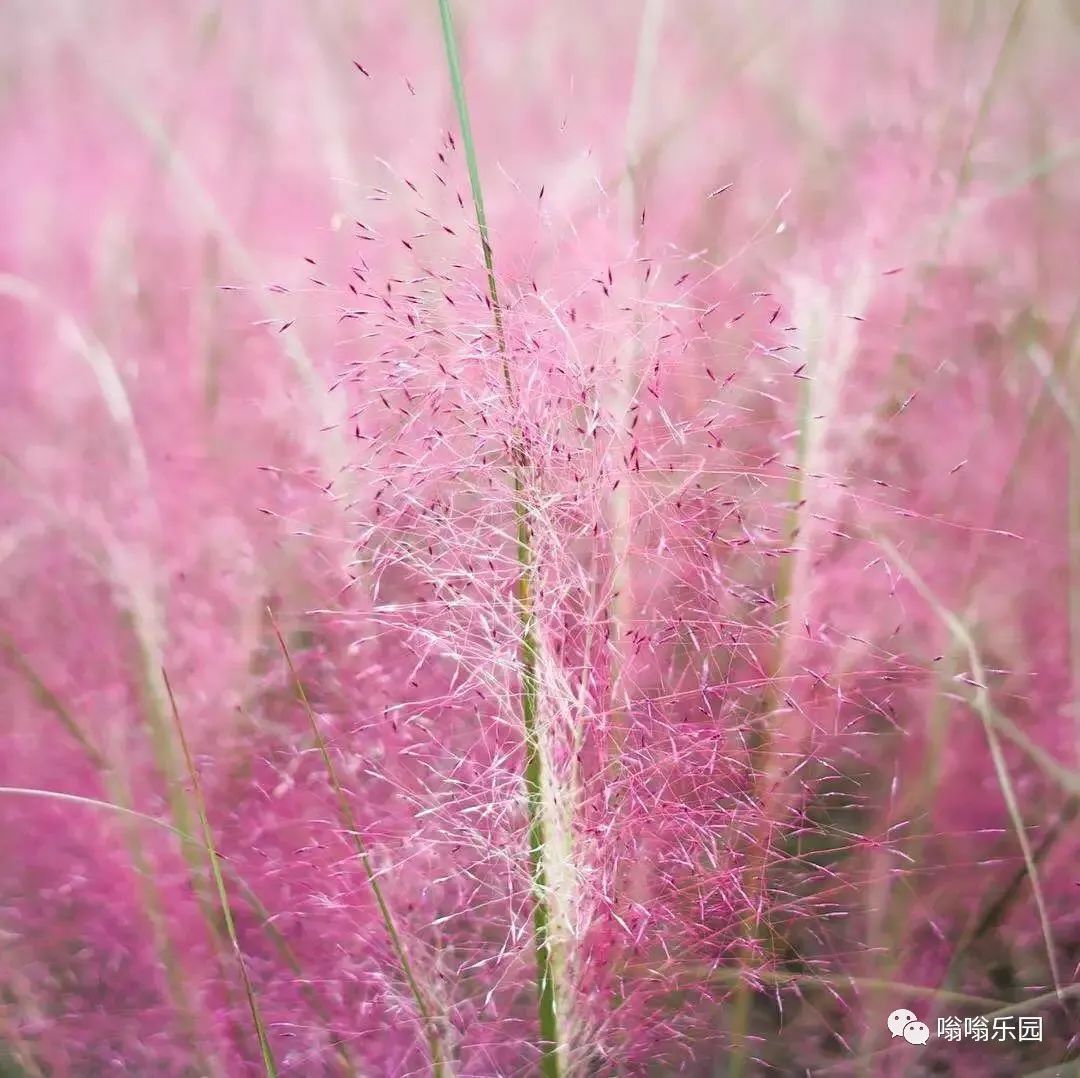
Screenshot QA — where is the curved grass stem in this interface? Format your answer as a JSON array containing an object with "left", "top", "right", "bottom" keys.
[
  {"left": 163, "top": 670, "right": 278, "bottom": 1078},
  {"left": 269, "top": 611, "right": 446, "bottom": 1077}
]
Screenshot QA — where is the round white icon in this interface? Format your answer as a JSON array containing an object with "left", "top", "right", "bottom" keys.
[
  {"left": 887, "top": 1008, "right": 918, "bottom": 1038},
  {"left": 902, "top": 1021, "right": 930, "bottom": 1046}
]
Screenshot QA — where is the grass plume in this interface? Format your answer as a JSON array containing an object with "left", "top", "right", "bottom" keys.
[{"left": 437, "top": 2, "right": 563, "bottom": 1072}]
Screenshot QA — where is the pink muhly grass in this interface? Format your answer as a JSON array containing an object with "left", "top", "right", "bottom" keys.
[
  {"left": 438, "top": 1, "right": 561, "bottom": 1071},
  {"left": 299, "top": 80, "right": 907, "bottom": 1068},
  {"left": 1, "top": 4, "right": 1078, "bottom": 1075}
]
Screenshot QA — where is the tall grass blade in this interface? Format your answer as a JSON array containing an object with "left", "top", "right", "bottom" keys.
[
  {"left": 875, "top": 538, "right": 1065, "bottom": 1002},
  {"left": 268, "top": 610, "right": 446, "bottom": 1077},
  {"left": 435, "top": 3, "right": 561, "bottom": 1073},
  {"left": 162, "top": 670, "right": 279, "bottom": 1077}
]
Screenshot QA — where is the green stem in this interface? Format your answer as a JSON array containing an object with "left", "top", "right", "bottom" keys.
[
  {"left": 163, "top": 670, "right": 278, "bottom": 1077},
  {"left": 515, "top": 503, "right": 560, "bottom": 1077},
  {"left": 436, "top": 3, "right": 560, "bottom": 1073},
  {"left": 269, "top": 613, "right": 444, "bottom": 1076}
]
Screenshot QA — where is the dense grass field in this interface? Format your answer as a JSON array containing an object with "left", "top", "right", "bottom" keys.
[{"left": 1, "top": 2, "right": 1078, "bottom": 1074}]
